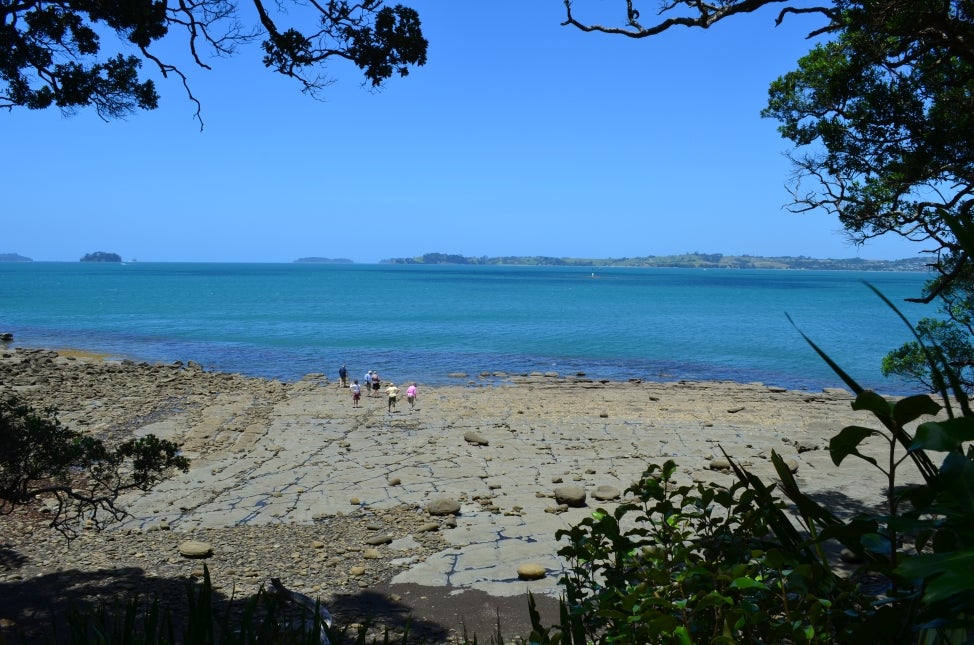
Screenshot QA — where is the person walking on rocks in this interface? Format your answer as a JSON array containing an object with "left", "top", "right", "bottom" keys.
[
  {"left": 350, "top": 380, "right": 361, "bottom": 406},
  {"left": 338, "top": 363, "right": 348, "bottom": 388},
  {"left": 406, "top": 383, "right": 418, "bottom": 410},
  {"left": 365, "top": 370, "right": 373, "bottom": 395},
  {"left": 386, "top": 382, "right": 401, "bottom": 412},
  {"left": 371, "top": 371, "right": 381, "bottom": 398}
]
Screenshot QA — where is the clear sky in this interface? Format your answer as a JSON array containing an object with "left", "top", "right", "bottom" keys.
[{"left": 3, "top": 2, "right": 925, "bottom": 263}]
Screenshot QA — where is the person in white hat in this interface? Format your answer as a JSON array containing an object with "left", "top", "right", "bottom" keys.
[{"left": 385, "top": 382, "right": 401, "bottom": 412}]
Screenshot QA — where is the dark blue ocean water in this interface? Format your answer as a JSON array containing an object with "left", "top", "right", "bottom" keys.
[{"left": 0, "top": 263, "right": 934, "bottom": 393}]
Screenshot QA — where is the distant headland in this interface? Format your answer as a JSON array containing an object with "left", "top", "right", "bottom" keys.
[
  {"left": 380, "top": 252, "right": 929, "bottom": 272},
  {"left": 0, "top": 253, "right": 32, "bottom": 262}
]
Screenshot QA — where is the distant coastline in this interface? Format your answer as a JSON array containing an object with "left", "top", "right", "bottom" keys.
[
  {"left": 379, "top": 252, "right": 930, "bottom": 272},
  {"left": 0, "top": 252, "right": 930, "bottom": 271}
]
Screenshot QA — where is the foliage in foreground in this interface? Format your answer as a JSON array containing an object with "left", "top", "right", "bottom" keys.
[
  {"left": 548, "top": 459, "right": 870, "bottom": 643},
  {"left": 883, "top": 284, "right": 974, "bottom": 396},
  {"left": 0, "top": 396, "right": 189, "bottom": 537}
]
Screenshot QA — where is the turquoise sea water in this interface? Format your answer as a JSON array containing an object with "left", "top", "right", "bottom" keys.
[{"left": 0, "top": 263, "right": 934, "bottom": 393}]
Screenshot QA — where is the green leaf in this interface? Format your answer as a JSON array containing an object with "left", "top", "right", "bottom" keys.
[
  {"left": 829, "top": 425, "right": 880, "bottom": 467},
  {"left": 912, "top": 418, "right": 974, "bottom": 453},
  {"left": 943, "top": 212, "right": 974, "bottom": 254},
  {"left": 851, "top": 390, "right": 893, "bottom": 418},
  {"left": 858, "top": 533, "right": 896, "bottom": 564},
  {"left": 673, "top": 626, "right": 693, "bottom": 645},
  {"left": 898, "top": 550, "right": 974, "bottom": 603},
  {"left": 729, "top": 577, "right": 769, "bottom": 591},
  {"left": 891, "top": 395, "right": 941, "bottom": 427}
]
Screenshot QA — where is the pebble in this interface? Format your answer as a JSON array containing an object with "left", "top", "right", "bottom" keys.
[{"left": 463, "top": 431, "right": 489, "bottom": 446}]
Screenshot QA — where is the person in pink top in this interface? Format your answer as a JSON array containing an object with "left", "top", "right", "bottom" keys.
[{"left": 406, "top": 383, "right": 418, "bottom": 409}]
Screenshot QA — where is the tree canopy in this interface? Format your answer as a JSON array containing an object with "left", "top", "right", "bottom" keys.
[
  {"left": 562, "top": 1, "right": 971, "bottom": 275},
  {"left": 0, "top": 1, "right": 428, "bottom": 126}
]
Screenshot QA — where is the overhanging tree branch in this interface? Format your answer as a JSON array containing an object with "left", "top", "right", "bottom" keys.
[
  {"left": 0, "top": 0, "right": 427, "bottom": 125},
  {"left": 561, "top": 0, "right": 837, "bottom": 38}
]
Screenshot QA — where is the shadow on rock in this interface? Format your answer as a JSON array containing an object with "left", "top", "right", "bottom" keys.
[
  {"left": 0, "top": 564, "right": 480, "bottom": 644},
  {"left": 328, "top": 588, "right": 455, "bottom": 642},
  {"left": 804, "top": 487, "right": 885, "bottom": 521},
  {"left": 360, "top": 582, "right": 563, "bottom": 643},
  {"left": 0, "top": 566, "right": 190, "bottom": 643},
  {"left": 0, "top": 547, "right": 28, "bottom": 572}
]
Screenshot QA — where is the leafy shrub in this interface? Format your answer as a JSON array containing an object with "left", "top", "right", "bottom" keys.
[
  {"left": 526, "top": 460, "right": 866, "bottom": 644},
  {"left": 0, "top": 396, "right": 189, "bottom": 537}
]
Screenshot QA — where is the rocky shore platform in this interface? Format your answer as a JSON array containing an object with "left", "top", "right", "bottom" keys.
[{"left": 0, "top": 347, "right": 926, "bottom": 643}]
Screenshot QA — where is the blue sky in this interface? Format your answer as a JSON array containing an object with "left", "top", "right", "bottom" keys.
[{"left": 3, "top": 2, "right": 924, "bottom": 263}]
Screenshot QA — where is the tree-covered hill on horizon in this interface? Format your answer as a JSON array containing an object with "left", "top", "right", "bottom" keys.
[
  {"left": 293, "top": 257, "right": 354, "bottom": 264},
  {"left": 380, "top": 252, "right": 930, "bottom": 272},
  {"left": 80, "top": 252, "right": 122, "bottom": 263},
  {"left": 0, "top": 253, "right": 32, "bottom": 262}
]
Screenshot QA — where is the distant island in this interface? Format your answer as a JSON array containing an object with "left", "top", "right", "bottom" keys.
[
  {"left": 380, "top": 252, "right": 930, "bottom": 272},
  {"left": 80, "top": 252, "right": 122, "bottom": 263},
  {"left": 293, "top": 257, "right": 354, "bottom": 264},
  {"left": 0, "top": 253, "right": 32, "bottom": 262}
]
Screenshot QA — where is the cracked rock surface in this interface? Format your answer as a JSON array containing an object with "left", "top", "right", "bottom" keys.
[{"left": 0, "top": 347, "right": 928, "bottom": 642}]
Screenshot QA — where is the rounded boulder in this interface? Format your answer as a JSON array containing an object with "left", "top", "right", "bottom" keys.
[
  {"left": 427, "top": 497, "right": 461, "bottom": 516},
  {"left": 178, "top": 540, "right": 213, "bottom": 559}
]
